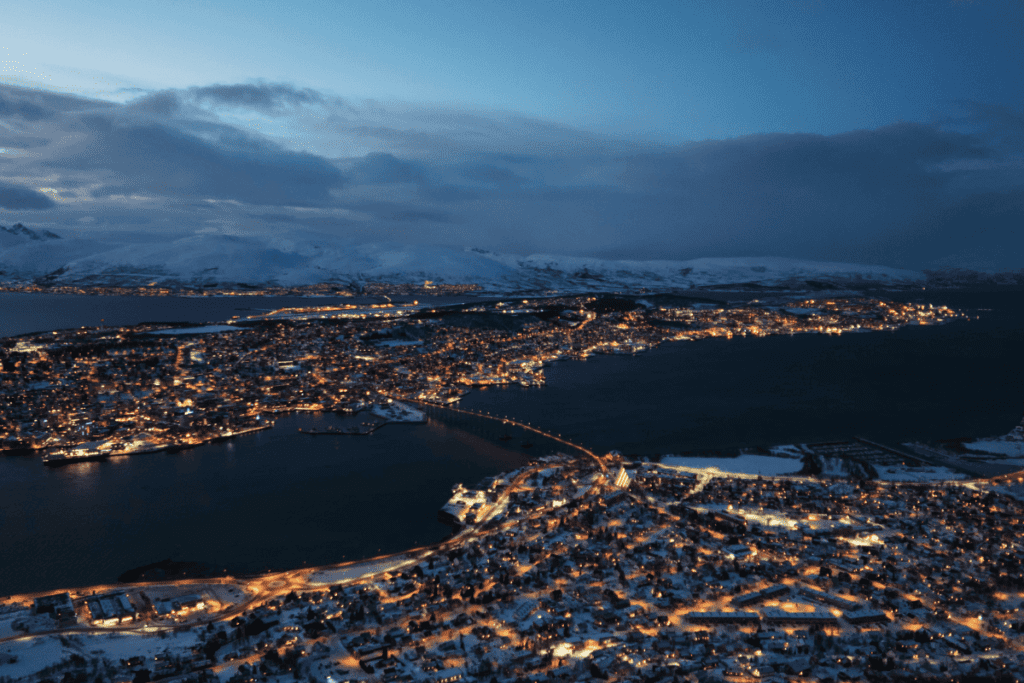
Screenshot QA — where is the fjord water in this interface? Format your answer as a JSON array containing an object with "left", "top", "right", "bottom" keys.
[
  {"left": 0, "top": 293, "right": 361, "bottom": 338},
  {"left": 0, "top": 413, "right": 536, "bottom": 596},
  {"left": 461, "top": 289, "right": 1024, "bottom": 456},
  {"left": 1, "top": 289, "right": 1022, "bottom": 596}
]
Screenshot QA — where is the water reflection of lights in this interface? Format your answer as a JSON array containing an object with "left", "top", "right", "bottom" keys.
[
  {"left": 62, "top": 460, "right": 102, "bottom": 495},
  {"left": 63, "top": 461, "right": 100, "bottom": 474}
]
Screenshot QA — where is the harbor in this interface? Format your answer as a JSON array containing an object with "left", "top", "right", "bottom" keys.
[
  {"left": 41, "top": 423, "right": 273, "bottom": 466},
  {"left": 0, "top": 411, "right": 535, "bottom": 596},
  {"left": 298, "top": 400, "right": 428, "bottom": 436}
]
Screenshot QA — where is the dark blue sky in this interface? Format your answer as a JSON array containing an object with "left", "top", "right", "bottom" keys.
[{"left": 0, "top": 0, "right": 1022, "bottom": 269}]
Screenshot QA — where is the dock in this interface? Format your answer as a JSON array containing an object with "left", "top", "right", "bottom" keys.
[{"left": 299, "top": 423, "right": 381, "bottom": 436}]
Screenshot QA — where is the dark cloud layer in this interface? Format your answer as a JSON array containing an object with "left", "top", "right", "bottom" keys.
[
  {"left": 0, "top": 183, "right": 55, "bottom": 209},
  {"left": 51, "top": 115, "right": 345, "bottom": 207},
  {"left": 128, "top": 81, "right": 330, "bottom": 118},
  {"left": 462, "top": 164, "right": 527, "bottom": 187},
  {"left": 0, "top": 92, "right": 50, "bottom": 122},
  {"left": 349, "top": 153, "right": 426, "bottom": 185},
  {"left": 0, "top": 82, "right": 1021, "bottom": 269},
  {"left": 190, "top": 82, "right": 326, "bottom": 112}
]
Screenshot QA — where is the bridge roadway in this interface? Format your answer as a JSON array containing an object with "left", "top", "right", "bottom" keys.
[{"left": 397, "top": 395, "right": 607, "bottom": 473}]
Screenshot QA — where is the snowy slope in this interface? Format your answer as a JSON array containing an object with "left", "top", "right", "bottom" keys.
[
  {"left": 0, "top": 225, "right": 925, "bottom": 292},
  {"left": 479, "top": 252, "right": 923, "bottom": 290}
]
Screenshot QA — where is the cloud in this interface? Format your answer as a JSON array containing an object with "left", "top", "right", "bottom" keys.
[
  {"left": 420, "top": 184, "right": 480, "bottom": 203},
  {"left": 190, "top": 82, "right": 327, "bottom": 113},
  {"left": 1, "top": 81, "right": 1022, "bottom": 269},
  {"left": 389, "top": 209, "right": 455, "bottom": 223},
  {"left": 0, "top": 84, "right": 115, "bottom": 120},
  {"left": 127, "top": 90, "right": 183, "bottom": 117},
  {"left": 0, "top": 183, "right": 55, "bottom": 209},
  {"left": 126, "top": 81, "right": 330, "bottom": 118},
  {"left": 893, "top": 188, "right": 1024, "bottom": 269},
  {"left": 597, "top": 123, "right": 999, "bottom": 262},
  {"left": 50, "top": 115, "right": 345, "bottom": 207},
  {"left": 947, "top": 101, "right": 1024, "bottom": 158},
  {"left": 348, "top": 152, "right": 426, "bottom": 185},
  {"left": 0, "top": 92, "right": 50, "bottom": 122},
  {"left": 461, "top": 163, "right": 527, "bottom": 187}
]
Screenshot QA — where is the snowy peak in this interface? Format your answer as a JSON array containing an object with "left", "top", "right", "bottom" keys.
[
  {"left": 0, "top": 223, "right": 61, "bottom": 242},
  {"left": 0, "top": 228, "right": 926, "bottom": 292},
  {"left": 473, "top": 251, "right": 924, "bottom": 291}
]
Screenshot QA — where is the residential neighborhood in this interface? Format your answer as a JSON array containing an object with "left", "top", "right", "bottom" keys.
[{"left": 3, "top": 451, "right": 1023, "bottom": 682}]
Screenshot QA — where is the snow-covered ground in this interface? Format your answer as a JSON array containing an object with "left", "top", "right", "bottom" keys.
[
  {"left": 0, "top": 225, "right": 925, "bottom": 292},
  {"left": 370, "top": 401, "right": 426, "bottom": 423},
  {"left": 659, "top": 454, "right": 803, "bottom": 476},
  {"left": 875, "top": 465, "right": 967, "bottom": 482},
  {"left": 307, "top": 556, "right": 417, "bottom": 585},
  {"left": 0, "top": 630, "right": 201, "bottom": 681},
  {"left": 767, "top": 444, "right": 806, "bottom": 458},
  {"left": 815, "top": 457, "right": 849, "bottom": 477},
  {"left": 964, "top": 435, "right": 1024, "bottom": 457}
]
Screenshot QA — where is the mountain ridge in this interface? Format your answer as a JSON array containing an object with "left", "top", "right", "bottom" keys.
[
  {"left": 0, "top": 222, "right": 61, "bottom": 243},
  {"left": 0, "top": 223, "right": 994, "bottom": 292}
]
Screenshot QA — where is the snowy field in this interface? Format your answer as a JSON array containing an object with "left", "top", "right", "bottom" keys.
[
  {"left": 370, "top": 401, "right": 426, "bottom": 423},
  {"left": 875, "top": 465, "right": 967, "bottom": 482},
  {"left": 964, "top": 438, "right": 1024, "bottom": 457},
  {"left": 307, "top": 556, "right": 418, "bottom": 585},
  {"left": 0, "top": 630, "right": 201, "bottom": 681},
  {"left": 767, "top": 445, "right": 806, "bottom": 458},
  {"left": 659, "top": 454, "right": 803, "bottom": 476}
]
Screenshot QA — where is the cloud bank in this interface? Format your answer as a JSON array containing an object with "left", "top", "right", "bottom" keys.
[{"left": 0, "top": 81, "right": 1021, "bottom": 269}]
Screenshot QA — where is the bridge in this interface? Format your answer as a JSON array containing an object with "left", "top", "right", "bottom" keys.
[{"left": 396, "top": 395, "right": 607, "bottom": 473}]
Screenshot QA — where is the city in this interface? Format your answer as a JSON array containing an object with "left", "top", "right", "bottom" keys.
[
  {"left": 4, "top": 2, "right": 1024, "bottom": 681},
  {"left": 0, "top": 295, "right": 964, "bottom": 464},
  {"left": 2, "top": 446, "right": 1023, "bottom": 683}
]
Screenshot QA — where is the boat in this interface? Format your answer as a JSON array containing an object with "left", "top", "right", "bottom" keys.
[
  {"left": 299, "top": 423, "right": 378, "bottom": 436},
  {"left": 499, "top": 431, "right": 513, "bottom": 441},
  {"left": 521, "top": 441, "right": 534, "bottom": 449},
  {"left": 42, "top": 449, "right": 110, "bottom": 466}
]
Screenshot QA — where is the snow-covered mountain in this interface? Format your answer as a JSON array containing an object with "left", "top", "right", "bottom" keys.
[
  {"left": 0, "top": 222, "right": 61, "bottom": 245},
  {"left": 0, "top": 225, "right": 925, "bottom": 292}
]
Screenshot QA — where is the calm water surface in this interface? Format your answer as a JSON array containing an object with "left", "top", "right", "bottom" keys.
[
  {"left": 0, "top": 412, "right": 537, "bottom": 596},
  {"left": 0, "top": 292, "right": 472, "bottom": 338},
  {"left": 462, "top": 289, "right": 1024, "bottom": 454}
]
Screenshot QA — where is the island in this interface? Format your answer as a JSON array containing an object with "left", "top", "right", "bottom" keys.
[{"left": 0, "top": 295, "right": 963, "bottom": 463}]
